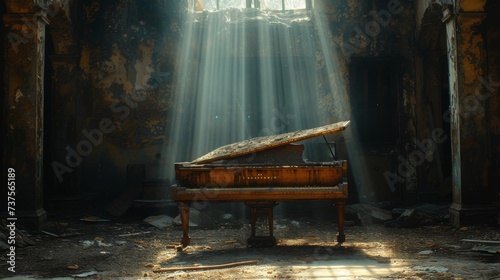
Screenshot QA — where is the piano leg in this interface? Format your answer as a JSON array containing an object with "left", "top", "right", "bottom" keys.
[
  {"left": 178, "top": 202, "right": 191, "bottom": 247},
  {"left": 250, "top": 207, "right": 257, "bottom": 238},
  {"left": 335, "top": 200, "right": 346, "bottom": 244}
]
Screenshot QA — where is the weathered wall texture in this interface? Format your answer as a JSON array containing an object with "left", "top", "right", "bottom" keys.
[
  {"left": 62, "top": 0, "right": 419, "bottom": 200},
  {"left": 2, "top": 1, "right": 48, "bottom": 225},
  {"left": 64, "top": 0, "right": 183, "bottom": 195},
  {"left": 79, "top": 0, "right": 181, "bottom": 147}
]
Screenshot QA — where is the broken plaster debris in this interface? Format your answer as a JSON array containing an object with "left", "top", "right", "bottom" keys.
[
  {"left": 81, "top": 240, "right": 112, "bottom": 247},
  {"left": 347, "top": 203, "right": 393, "bottom": 225},
  {"left": 412, "top": 266, "right": 449, "bottom": 273},
  {"left": 173, "top": 208, "right": 218, "bottom": 227},
  {"left": 471, "top": 246, "right": 500, "bottom": 254},
  {"left": 461, "top": 239, "right": 500, "bottom": 244},
  {"left": 81, "top": 240, "right": 94, "bottom": 247},
  {"left": 143, "top": 214, "right": 174, "bottom": 228},
  {"left": 72, "top": 270, "right": 99, "bottom": 278},
  {"left": 96, "top": 240, "right": 112, "bottom": 247},
  {"left": 418, "top": 250, "right": 434, "bottom": 255}
]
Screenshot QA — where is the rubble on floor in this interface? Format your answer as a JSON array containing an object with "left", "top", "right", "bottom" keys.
[
  {"left": 172, "top": 208, "right": 218, "bottom": 227},
  {"left": 143, "top": 215, "right": 174, "bottom": 229},
  {"left": 0, "top": 213, "right": 499, "bottom": 279},
  {"left": 0, "top": 220, "right": 35, "bottom": 250},
  {"left": 346, "top": 202, "right": 451, "bottom": 228}
]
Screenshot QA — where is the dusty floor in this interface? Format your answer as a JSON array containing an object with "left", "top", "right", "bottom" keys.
[{"left": 1, "top": 204, "right": 499, "bottom": 280}]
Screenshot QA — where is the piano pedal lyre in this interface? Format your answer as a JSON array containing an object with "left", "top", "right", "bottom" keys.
[{"left": 245, "top": 201, "right": 278, "bottom": 247}]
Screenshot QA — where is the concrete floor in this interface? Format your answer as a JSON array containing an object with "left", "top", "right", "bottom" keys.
[{"left": 1, "top": 214, "right": 499, "bottom": 279}]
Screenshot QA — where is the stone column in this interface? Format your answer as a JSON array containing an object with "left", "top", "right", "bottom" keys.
[
  {"left": 3, "top": 9, "right": 48, "bottom": 228},
  {"left": 443, "top": 1, "right": 497, "bottom": 226}
]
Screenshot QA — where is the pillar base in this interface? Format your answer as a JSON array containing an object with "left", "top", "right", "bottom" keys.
[
  {"left": 15, "top": 209, "right": 47, "bottom": 230},
  {"left": 449, "top": 203, "right": 498, "bottom": 227}
]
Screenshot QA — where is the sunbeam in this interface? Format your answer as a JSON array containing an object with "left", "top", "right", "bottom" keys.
[{"left": 166, "top": 1, "right": 349, "bottom": 197}]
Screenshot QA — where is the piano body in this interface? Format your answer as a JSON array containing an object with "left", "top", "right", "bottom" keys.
[{"left": 171, "top": 120, "right": 350, "bottom": 247}]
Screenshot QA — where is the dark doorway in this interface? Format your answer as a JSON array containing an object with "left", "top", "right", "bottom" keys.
[{"left": 350, "top": 58, "right": 400, "bottom": 147}]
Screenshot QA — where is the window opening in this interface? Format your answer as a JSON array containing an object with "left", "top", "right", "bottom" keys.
[{"left": 196, "top": 0, "right": 311, "bottom": 11}]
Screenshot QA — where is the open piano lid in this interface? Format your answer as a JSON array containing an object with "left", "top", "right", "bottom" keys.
[{"left": 191, "top": 120, "right": 350, "bottom": 164}]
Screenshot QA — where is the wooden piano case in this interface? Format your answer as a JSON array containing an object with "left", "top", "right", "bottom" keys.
[{"left": 171, "top": 121, "right": 350, "bottom": 247}]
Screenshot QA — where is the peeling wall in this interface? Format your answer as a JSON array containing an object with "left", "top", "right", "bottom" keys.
[
  {"left": 80, "top": 1, "right": 178, "bottom": 147},
  {"left": 67, "top": 0, "right": 421, "bottom": 200},
  {"left": 71, "top": 0, "right": 183, "bottom": 195},
  {"left": 2, "top": 7, "right": 47, "bottom": 220}
]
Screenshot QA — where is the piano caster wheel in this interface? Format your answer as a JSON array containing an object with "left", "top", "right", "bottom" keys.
[
  {"left": 336, "top": 233, "right": 345, "bottom": 244},
  {"left": 247, "top": 236, "right": 277, "bottom": 248}
]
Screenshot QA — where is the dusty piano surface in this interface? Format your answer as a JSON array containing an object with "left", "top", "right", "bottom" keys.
[{"left": 171, "top": 120, "right": 350, "bottom": 247}]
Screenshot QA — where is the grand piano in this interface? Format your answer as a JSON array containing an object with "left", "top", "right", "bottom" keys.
[{"left": 171, "top": 120, "right": 350, "bottom": 247}]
